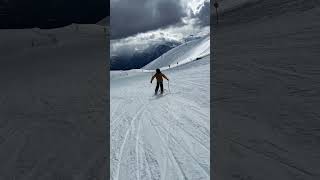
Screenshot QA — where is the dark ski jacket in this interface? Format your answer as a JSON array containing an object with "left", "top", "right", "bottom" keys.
[{"left": 151, "top": 73, "right": 169, "bottom": 83}]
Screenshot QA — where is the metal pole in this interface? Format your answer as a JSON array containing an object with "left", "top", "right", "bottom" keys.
[
  {"left": 215, "top": 8, "right": 219, "bottom": 25},
  {"left": 214, "top": 1, "right": 219, "bottom": 25}
]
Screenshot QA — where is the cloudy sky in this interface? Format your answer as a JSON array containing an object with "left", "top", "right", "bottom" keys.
[
  {"left": 0, "top": 0, "right": 107, "bottom": 28},
  {"left": 111, "top": 0, "right": 210, "bottom": 56},
  {"left": 110, "top": 0, "right": 210, "bottom": 39}
]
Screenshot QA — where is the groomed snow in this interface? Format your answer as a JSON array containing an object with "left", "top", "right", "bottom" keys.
[
  {"left": 111, "top": 37, "right": 210, "bottom": 179},
  {"left": 0, "top": 24, "right": 107, "bottom": 179},
  {"left": 213, "top": 0, "right": 320, "bottom": 179}
]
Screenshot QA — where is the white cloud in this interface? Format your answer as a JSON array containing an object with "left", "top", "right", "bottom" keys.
[
  {"left": 183, "top": 0, "right": 209, "bottom": 15},
  {"left": 111, "top": 0, "right": 210, "bottom": 57}
]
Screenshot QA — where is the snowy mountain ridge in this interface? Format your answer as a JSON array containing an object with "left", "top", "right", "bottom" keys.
[
  {"left": 0, "top": 23, "right": 106, "bottom": 59},
  {"left": 111, "top": 40, "right": 181, "bottom": 70},
  {"left": 143, "top": 34, "right": 210, "bottom": 70}
]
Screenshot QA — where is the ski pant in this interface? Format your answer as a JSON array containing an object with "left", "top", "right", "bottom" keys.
[{"left": 155, "top": 82, "right": 164, "bottom": 94}]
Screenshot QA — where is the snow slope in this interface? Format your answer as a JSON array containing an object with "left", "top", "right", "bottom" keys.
[
  {"left": 213, "top": 1, "right": 320, "bottom": 180},
  {"left": 111, "top": 37, "right": 210, "bottom": 179},
  {"left": 143, "top": 35, "right": 210, "bottom": 70},
  {"left": 0, "top": 24, "right": 107, "bottom": 179}
]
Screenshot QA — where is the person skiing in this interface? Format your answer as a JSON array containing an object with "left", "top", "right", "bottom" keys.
[{"left": 150, "top": 68, "right": 169, "bottom": 95}]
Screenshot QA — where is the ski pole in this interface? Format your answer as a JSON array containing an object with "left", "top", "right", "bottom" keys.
[{"left": 168, "top": 80, "right": 171, "bottom": 93}]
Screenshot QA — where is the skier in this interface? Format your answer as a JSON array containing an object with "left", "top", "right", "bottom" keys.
[{"left": 150, "top": 68, "right": 169, "bottom": 95}]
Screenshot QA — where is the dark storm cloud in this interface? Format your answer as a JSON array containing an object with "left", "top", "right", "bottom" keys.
[
  {"left": 0, "top": 0, "right": 108, "bottom": 29},
  {"left": 110, "top": 0, "right": 186, "bottom": 39},
  {"left": 197, "top": 1, "right": 210, "bottom": 26}
]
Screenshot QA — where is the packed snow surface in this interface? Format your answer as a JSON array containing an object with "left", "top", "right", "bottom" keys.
[
  {"left": 213, "top": 0, "right": 320, "bottom": 180},
  {"left": 0, "top": 24, "right": 107, "bottom": 179},
  {"left": 111, "top": 37, "right": 210, "bottom": 179}
]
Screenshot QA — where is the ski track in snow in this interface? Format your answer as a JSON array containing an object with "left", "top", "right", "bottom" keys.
[{"left": 111, "top": 57, "right": 210, "bottom": 180}]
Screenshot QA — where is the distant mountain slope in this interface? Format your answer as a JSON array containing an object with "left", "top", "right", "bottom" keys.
[
  {"left": 111, "top": 41, "right": 180, "bottom": 70},
  {"left": 0, "top": 23, "right": 105, "bottom": 58},
  {"left": 97, "top": 17, "right": 109, "bottom": 26},
  {"left": 143, "top": 35, "right": 210, "bottom": 70}
]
